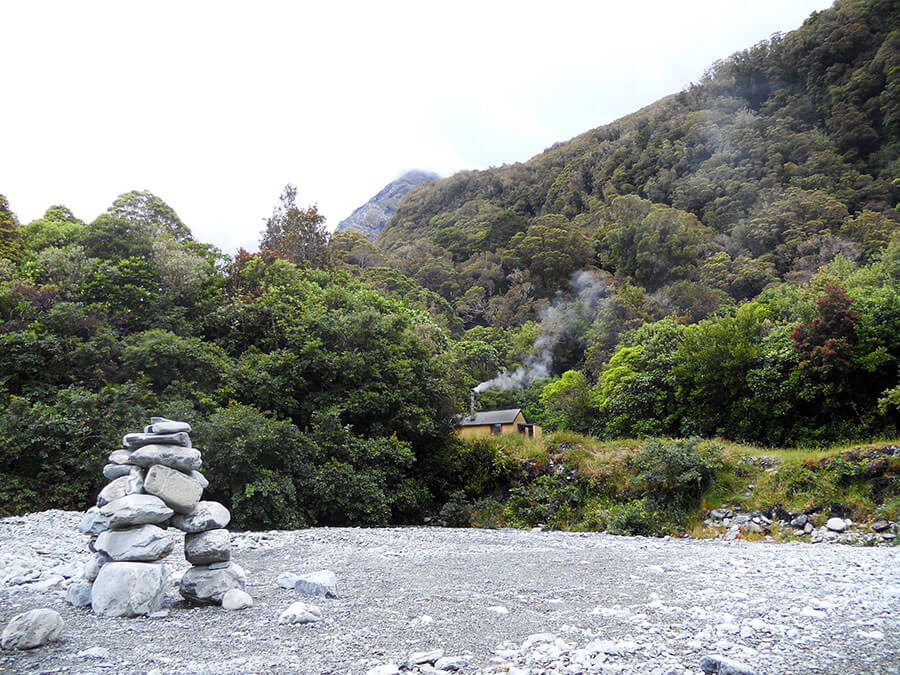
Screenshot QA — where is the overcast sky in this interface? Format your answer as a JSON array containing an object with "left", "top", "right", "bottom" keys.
[{"left": 2, "top": 1, "right": 834, "bottom": 253}]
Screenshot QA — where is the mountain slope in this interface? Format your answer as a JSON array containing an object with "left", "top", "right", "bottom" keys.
[
  {"left": 337, "top": 170, "right": 440, "bottom": 240},
  {"left": 379, "top": 0, "right": 899, "bottom": 285}
]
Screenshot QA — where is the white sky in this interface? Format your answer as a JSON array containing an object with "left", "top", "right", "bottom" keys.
[{"left": 1, "top": 1, "right": 834, "bottom": 253}]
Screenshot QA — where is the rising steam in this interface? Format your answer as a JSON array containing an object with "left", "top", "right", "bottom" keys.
[{"left": 474, "top": 270, "right": 610, "bottom": 393}]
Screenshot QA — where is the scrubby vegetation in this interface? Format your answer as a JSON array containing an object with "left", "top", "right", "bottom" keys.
[{"left": 434, "top": 433, "right": 899, "bottom": 537}]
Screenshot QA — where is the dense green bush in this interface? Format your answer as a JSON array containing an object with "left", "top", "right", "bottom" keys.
[{"left": 626, "top": 437, "right": 723, "bottom": 512}]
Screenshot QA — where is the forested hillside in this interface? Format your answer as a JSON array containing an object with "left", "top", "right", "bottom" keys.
[
  {"left": 1, "top": 0, "right": 898, "bottom": 529},
  {"left": 372, "top": 0, "right": 900, "bottom": 444}
]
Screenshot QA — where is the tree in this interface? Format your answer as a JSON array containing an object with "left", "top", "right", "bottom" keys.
[
  {"left": 260, "top": 185, "right": 328, "bottom": 267},
  {"left": 0, "top": 194, "right": 21, "bottom": 261},
  {"left": 107, "top": 191, "right": 192, "bottom": 241}
]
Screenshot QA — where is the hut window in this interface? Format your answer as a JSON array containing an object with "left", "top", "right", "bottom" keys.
[{"left": 491, "top": 424, "right": 502, "bottom": 435}]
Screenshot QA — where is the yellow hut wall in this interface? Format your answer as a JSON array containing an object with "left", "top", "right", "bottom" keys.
[{"left": 456, "top": 412, "right": 542, "bottom": 439}]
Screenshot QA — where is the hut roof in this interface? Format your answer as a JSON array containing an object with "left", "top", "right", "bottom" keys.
[{"left": 458, "top": 409, "right": 523, "bottom": 426}]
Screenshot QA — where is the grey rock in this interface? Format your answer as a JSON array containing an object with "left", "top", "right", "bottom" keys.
[
  {"left": 123, "top": 431, "right": 191, "bottom": 449},
  {"left": 103, "top": 463, "right": 133, "bottom": 480},
  {"left": 130, "top": 444, "right": 202, "bottom": 473},
  {"left": 336, "top": 170, "right": 440, "bottom": 241},
  {"left": 190, "top": 470, "right": 209, "bottom": 489},
  {"left": 790, "top": 514, "right": 809, "bottom": 528},
  {"left": 871, "top": 519, "right": 891, "bottom": 532},
  {"left": 91, "top": 562, "right": 167, "bottom": 617},
  {"left": 295, "top": 569, "right": 338, "bottom": 598},
  {"left": 409, "top": 649, "right": 444, "bottom": 665},
  {"left": 367, "top": 665, "right": 401, "bottom": 675},
  {"left": 804, "top": 522, "right": 814, "bottom": 534},
  {"left": 185, "top": 528, "right": 231, "bottom": 565},
  {"left": 221, "top": 588, "right": 253, "bottom": 611},
  {"left": 1, "top": 608, "right": 63, "bottom": 650},
  {"left": 825, "top": 517, "right": 846, "bottom": 532},
  {"left": 107, "top": 449, "right": 134, "bottom": 465},
  {"left": 207, "top": 561, "right": 231, "bottom": 570},
  {"left": 144, "top": 464, "right": 203, "bottom": 514},
  {"left": 179, "top": 562, "right": 246, "bottom": 605},
  {"left": 66, "top": 582, "right": 93, "bottom": 607},
  {"left": 148, "top": 417, "right": 192, "bottom": 434},
  {"left": 95, "top": 524, "right": 174, "bottom": 562},
  {"left": 278, "top": 601, "right": 322, "bottom": 624},
  {"left": 83, "top": 552, "right": 110, "bottom": 582},
  {"left": 277, "top": 572, "right": 300, "bottom": 589},
  {"left": 99, "top": 494, "right": 174, "bottom": 529},
  {"left": 709, "top": 508, "right": 733, "bottom": 520},
  {"left": 96, "top": 469, "right": 144, "bottom": 507},
  {"left": 77, "top": 646, "right": 110, "bottom": 659},
  {"left": 700, "top": 654, "right": 757, "bottom": 674},
  {"left": 170, "top": 501, "right": 230, "bottom": 533},
  {"left": 434, "top": 656, "right": 469, "bottom": 671},
  {"left": 79, "top": 506, "right": 110, "bottom": 536}
]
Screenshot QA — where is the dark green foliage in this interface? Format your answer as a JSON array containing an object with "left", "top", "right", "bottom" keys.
[{"left": 626, "top": 437, "right": 723, "bottom": 512}]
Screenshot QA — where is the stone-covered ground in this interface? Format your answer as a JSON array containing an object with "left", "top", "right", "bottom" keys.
[{"left": 0, "top": 511, "right": 897, "bottom": 674}]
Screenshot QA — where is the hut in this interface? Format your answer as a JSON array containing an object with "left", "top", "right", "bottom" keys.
[{"left": 456, "top": 408, "right": 542, "bottom": 440}]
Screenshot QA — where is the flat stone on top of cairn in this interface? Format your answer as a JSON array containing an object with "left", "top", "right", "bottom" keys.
[{"left": 71, "top": 416, "right": 242, "bottom": 615}]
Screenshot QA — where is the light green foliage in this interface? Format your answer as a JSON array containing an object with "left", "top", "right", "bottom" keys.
[{"left": 540, "top": 370, "right": 592, "bottom": 432}]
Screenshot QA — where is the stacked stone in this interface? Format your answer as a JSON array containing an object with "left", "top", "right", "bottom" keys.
[{"left": 73, "top": 417, "right": 245, "bottom": 617}]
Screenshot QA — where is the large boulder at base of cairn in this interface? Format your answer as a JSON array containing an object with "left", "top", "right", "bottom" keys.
[
  {"left": 179, "top": 562, "right": 246, "bottom": 605},
  {"left": 91, "top": 562, "right": 167, "bottom": 617},
  {"left": 95, "top": 524, "right": 174, "bottom": 562},
  {"left": 129, "top": 444, "right": 202, "bottom": 473},
  {"left": 185, "top": 528, "right": 231, "bottom": 565},
  {"left": 170, "top": 501, "right": 231, "bottom": 533},
  {"left": 143, "top": 464, "right": 203, "bottom": 514},
  {"left": 123, "top": 431, "right": 191, "bottom": 449},
  {"left": 1, "top": 609, "right": 63, "bottom": 650},
  {"left": 100, "top": 494, "right": 174, "bottom": 529},
  {"left": 96, "top": 469, "right": 144, "bottom": 507}
]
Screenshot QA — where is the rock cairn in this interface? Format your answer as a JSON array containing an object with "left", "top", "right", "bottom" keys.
[{"left": 75, "top": 417, "right": 245, "bottom": 616}]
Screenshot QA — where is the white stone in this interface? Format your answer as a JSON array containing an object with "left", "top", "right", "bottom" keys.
[
  {"left": 179, "top": 562, "right": 246, "bottom": 605},
  {"left": 107, "top": 449, "right": 134, "bottom": 465},
  {"left": 276, "top": 572, "right": 300, "bottom": 589},
  {"left": 96, "top": 470, "right": 144, "bottom": 507},
  {"left": 100, "top": 494, "right": 173, "bottom": 529},
  {"left": 144, "top": 464, "right": 203, "bottom": 514},
  {"left": 1, "top": 608, "right": 63, "bottom": 650},
  {"left": 130, "top": 444, "right": 202, "bottom": 473},
  {"left": 366, "top": 665, "right": 400, "bottom": 675},
  {"left": 825, "top": 517, "right": 846, "bottom": 532},
  {"left": 148, "top": 418, "right": 192, "bottom": 434},
  {"left": 487, "top": 605, "right": 509, "bottom": 614},
  {"left": 170, "top": 501, "right": 230, "bottom": 533},
  {"left": 222, "top": 588, "right": 253, "bottom": 610},
  {"left": 294, "top": 569, "right": 338, "bottom": 598},
  {"left": 278, "top": 601, "right": 322, "bottom": 624},
  {"left": 78, "top": 646, "right": 110, "bottom": 659},
  {"left": 96, "top": 524, "right": 174, "bottom": 562},
  {"left": 185, "top": 528, "right": 231, "bottom": 565},
  {"left": 83, "top": 552, "right": 110, "bottom": 582},
  {"left": 78, "top": 506, "right": 110, "bottom": 536},
  {"left": 91, "top": 562, "right": 168, "bottom": 617},
  {"left": 66, "top": 582, "right": 93, "bottom": 607}
]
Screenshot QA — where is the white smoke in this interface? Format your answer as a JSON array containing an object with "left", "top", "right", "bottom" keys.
[{"left": 474, "top": 270, "right": 610, "bottom": 393}]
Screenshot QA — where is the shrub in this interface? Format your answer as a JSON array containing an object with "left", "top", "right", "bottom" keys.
[{"left": 626, "top": 437, "right": 723, "bottom": 512}]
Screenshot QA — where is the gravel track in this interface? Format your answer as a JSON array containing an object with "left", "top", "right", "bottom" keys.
[{"left": 1, "top": 511, "right": 897, "bottom": 674}]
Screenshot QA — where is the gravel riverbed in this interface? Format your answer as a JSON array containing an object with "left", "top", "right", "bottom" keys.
[{"left": 1, "top": 510, "right": 897, "bottom": 674}]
